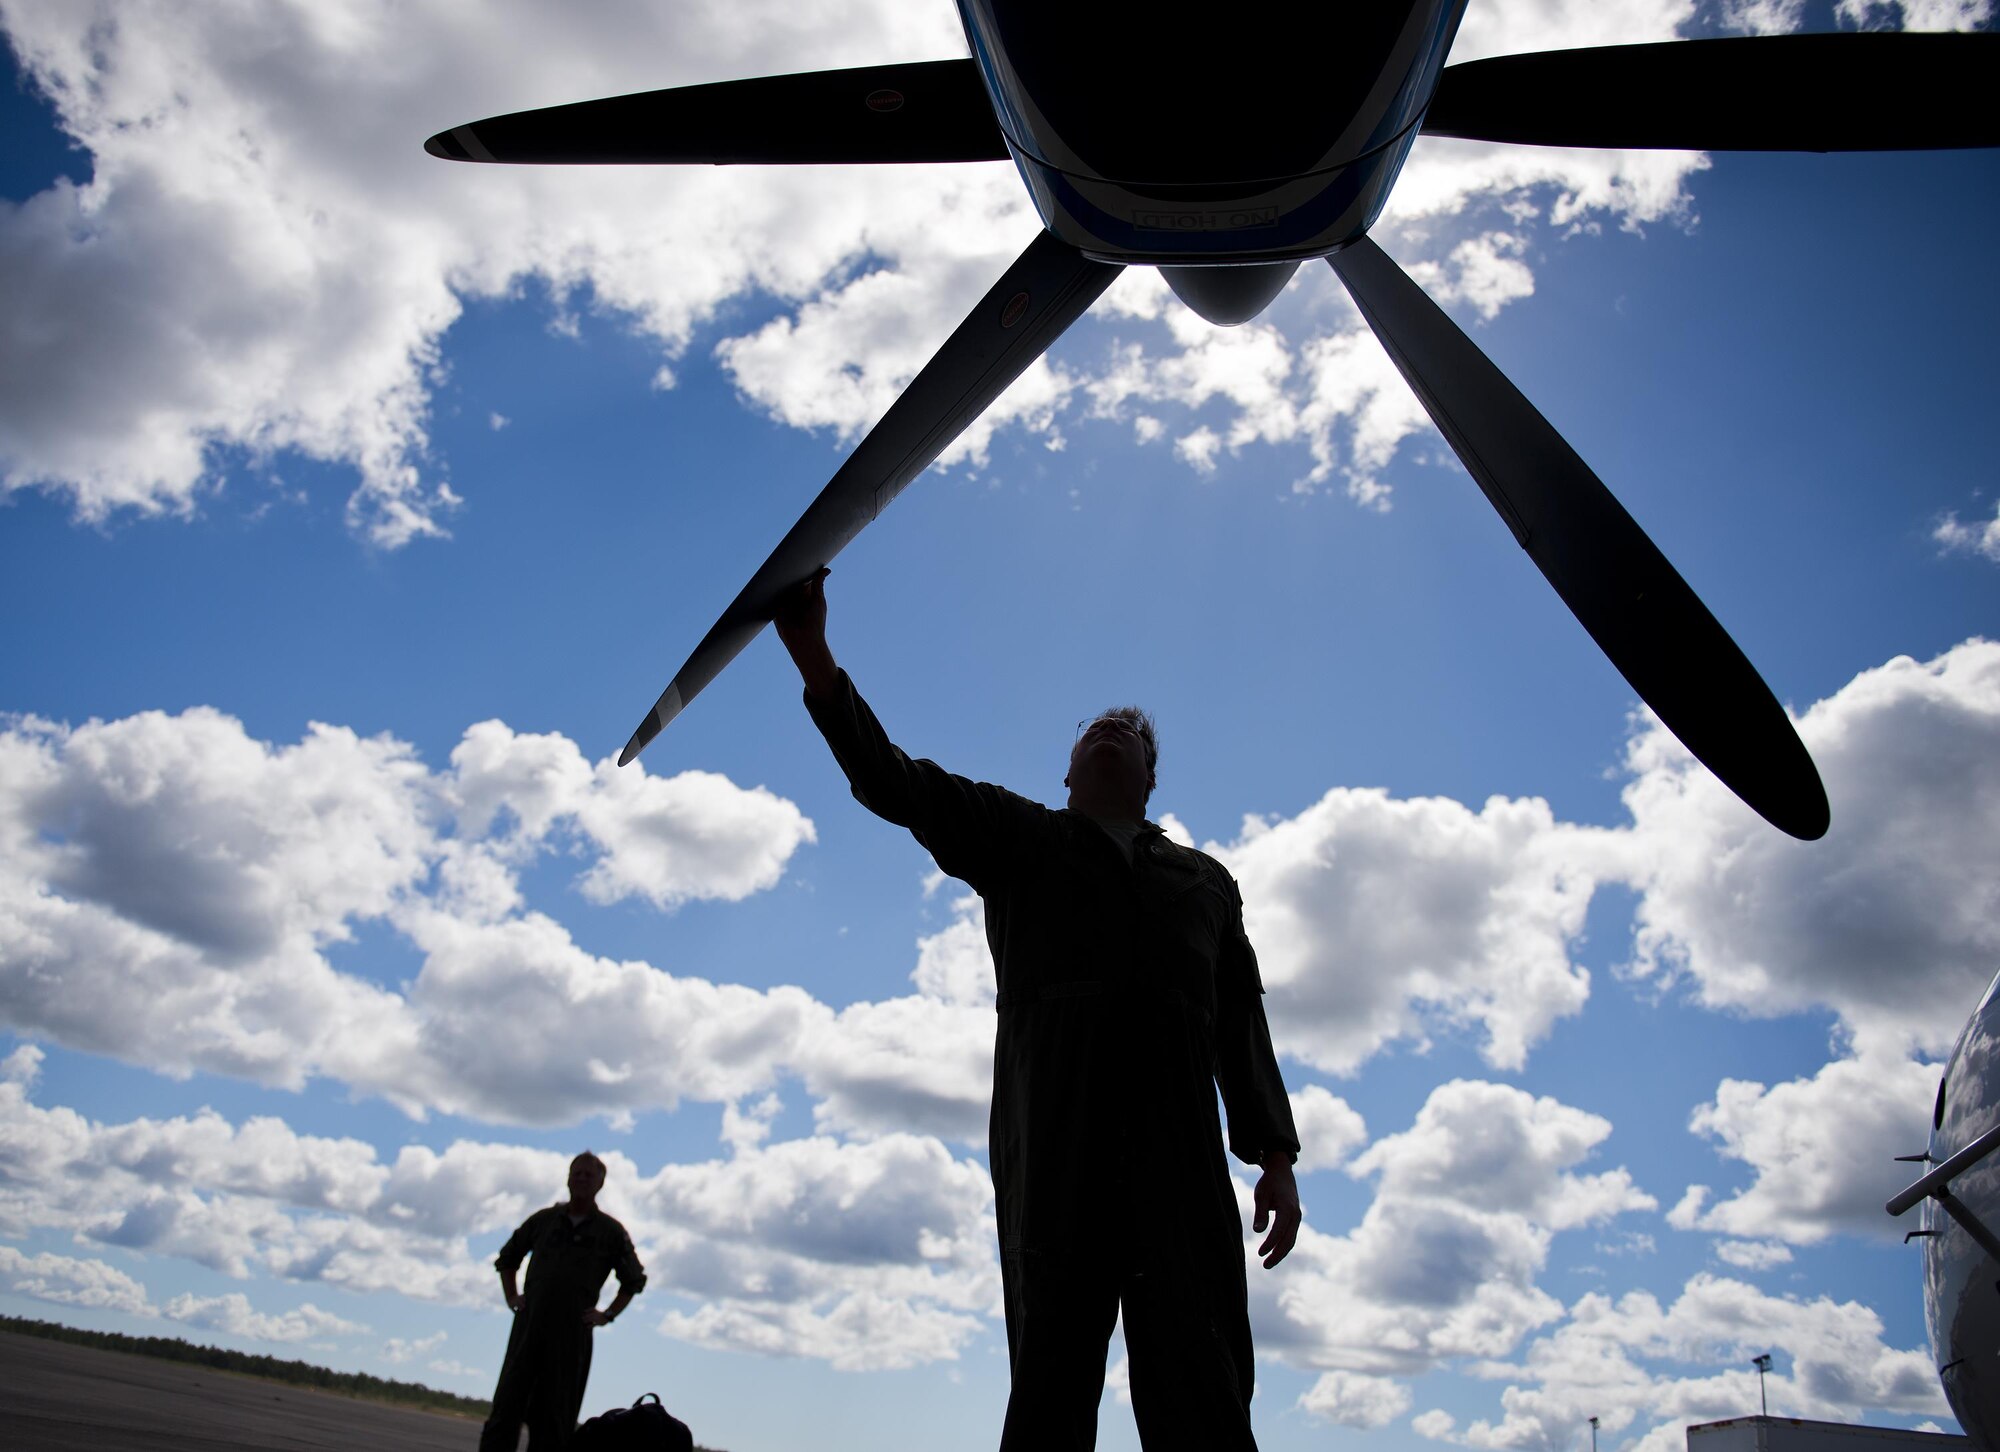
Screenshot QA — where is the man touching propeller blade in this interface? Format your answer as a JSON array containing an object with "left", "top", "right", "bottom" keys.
[
  {"left": 423, "top": 16, "right": 2000, "bottom": 836},
  {"left": 774, "top": 567, "right": 1303, "bottom": 1451}
]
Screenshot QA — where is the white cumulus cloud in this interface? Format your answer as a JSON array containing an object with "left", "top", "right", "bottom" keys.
[
  {"left": 0, "top": 0, "right": 976, "bottom": 543},
  {"left": 1302, "top": 1369, "right": 1415, "bottom": 1428},
  {"left": 1618, "top": 638, "right": 2000, "bottom": 1059},
  {"left": 1214, "top": 789, "right": 1601, "bottom": 1074},
  {"left": 1668, "top": 1050, "right": 1937, "bottom": 1244},
  {"left": 162, "top": 1291, "right": 365, "bottom": 1343},
  {"left": 1291, "top": 1085, "right": 1370, "bottom": 1173},
  {"left": 0, "top": 706, "right": 818, "bottom": 1122},
  {"left": 0, "top": 1245, "right": 153, "bottom": 1314},
  {"left": 382, "top": 1329, "right": 448, "bottom": 1364},
  {"left": 1457, "top": 1273, "right": 1943, "bottom": 1452},
  {"left": 0, "top": 1072, "right": 1000, "bottom": 1370},
  {"left": 1254, "top": 1078, "right": 1652, "bottom": 1419},
  {"left": 0, "top": 0, "right": 1735, "bottom": 542},
  {"left": 1351, "top": 1081, "right": 1657, "bottom": 1232},
  {"left": 1713, "top": 1240, "right": 1794, "bottom": 1270},
  {"left": 1935, "top": 502, "right": 2000, "bottom": 564}
]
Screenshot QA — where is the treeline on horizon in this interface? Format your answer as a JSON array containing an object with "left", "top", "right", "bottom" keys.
[
  {"left": 0, "top": 1313, "right": 491, "bottom": 1418},
  {"left": 2, "top": 1313, "right": 728, "bottom": 1447}
]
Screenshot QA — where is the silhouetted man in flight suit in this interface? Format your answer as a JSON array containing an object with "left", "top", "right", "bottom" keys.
[
  {"left": 480, "top": 1152, "right": 646, "bottom": 1451},
  {"left": 775, "top": 570, "right": 1302, "bottom": 1452}
]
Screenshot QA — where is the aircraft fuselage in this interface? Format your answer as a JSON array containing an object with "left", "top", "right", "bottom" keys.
[
  {"left": 1922, "top": 969, "right": 2000, "bottom": 1446},
  {"left": 957, "top": 0, "right": 1469, "bottom": 266}
]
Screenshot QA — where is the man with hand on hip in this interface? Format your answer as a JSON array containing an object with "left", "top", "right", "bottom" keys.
[{"left": 481, "top": 1152, "right": 646, "bottom": 1452}]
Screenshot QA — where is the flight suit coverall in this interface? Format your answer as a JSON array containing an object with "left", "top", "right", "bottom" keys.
[
  {"left": 805, "top": 672, "right": 1299, "bottom": 1451},
  {"left": 480, "top": 1206, "right": 647, "bottom": 1451}
]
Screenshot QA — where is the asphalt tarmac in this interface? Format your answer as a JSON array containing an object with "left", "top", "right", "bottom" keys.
[{"left": 0, "top": 1329, "right": 481, "bottom": 1450}]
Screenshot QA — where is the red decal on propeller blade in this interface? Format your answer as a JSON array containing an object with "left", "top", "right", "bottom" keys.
[
  {"left": 1000, "top": 291, "right": 1031, "bottom": 328},
  {"left": 865, "top": 89, "right": 905, "bottom": 112}
]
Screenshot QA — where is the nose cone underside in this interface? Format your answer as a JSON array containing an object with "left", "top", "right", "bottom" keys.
[{"left": 1161, "top": 260, "right": 1301, "bottom": 326}]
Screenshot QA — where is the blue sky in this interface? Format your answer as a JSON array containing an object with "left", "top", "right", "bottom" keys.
[{"left": 2, "top": 2, "right": 1997, "bottom": 1450}]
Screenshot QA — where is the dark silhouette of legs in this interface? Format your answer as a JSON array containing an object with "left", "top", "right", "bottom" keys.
[
  {"left": 999, "top": 1250, "right": 1121, "bottom": 1451},
  {"left": 479, "top": 1328, "right": 592, "bottom": 1451},
  {"left": 480, "top": 1369, "right": 529, "bottom": 1452},
  {"left": 1123, "top": 1263, "right": 1258, "bottom": 1451},
  {"left": 997, "top": 1246, "right": 1258, "bottom": 1451}
]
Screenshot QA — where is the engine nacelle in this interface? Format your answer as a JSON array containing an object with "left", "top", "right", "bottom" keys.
[{"left": 956, "top": 0, "right": 1466, "bottom": 264}]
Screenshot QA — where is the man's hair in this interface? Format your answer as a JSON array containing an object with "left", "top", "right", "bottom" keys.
[
  {"left": 571, "top": 1151, "right": 606, "bottom": 1175},
  {"left": 1092, "top": 705, "right": 1158, "bottom": 777}
]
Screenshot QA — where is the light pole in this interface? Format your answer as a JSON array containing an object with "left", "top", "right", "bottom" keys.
[
  {"left": 1753, "top": 1354, "right": 1774, "bottom": 1417},
  {"left": 1590, "top": 1416, "right": 1600, "bottom": 1452}
]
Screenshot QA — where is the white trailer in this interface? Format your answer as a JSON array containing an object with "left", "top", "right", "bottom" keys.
[{"left": 1689, "top": 1417, "right": 1968, "bottom": 1452}]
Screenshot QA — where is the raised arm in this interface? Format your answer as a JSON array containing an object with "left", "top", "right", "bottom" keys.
[
  {"left": 773, "top": 567, "right": 840, "bottom": 699},
  {"left": 773, "top": 570, "right": 1042, "bottom": 890}
]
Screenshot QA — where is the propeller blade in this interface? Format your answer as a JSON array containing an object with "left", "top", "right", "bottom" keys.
[
  {"left": 426, "top": 58, "right": 1008, "bottom": 166},
  {"left": 619, "top": 232, "right": 1120, "bottom": 765},
  {"left": 1327, "top": 239, "right": 1828, "bottom": 839},
  {"left": 1422, "top": 33, "right": 2000, "bottom": 152}
]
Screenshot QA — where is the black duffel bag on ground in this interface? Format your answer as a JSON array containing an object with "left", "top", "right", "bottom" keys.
[{"left": 569, "top": 1392, "right": 695, "bottom": 1452}]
